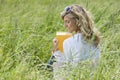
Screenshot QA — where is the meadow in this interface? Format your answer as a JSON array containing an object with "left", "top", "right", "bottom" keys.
[{"left": 0, "top": 0, "right": 120, "bottom": 80}]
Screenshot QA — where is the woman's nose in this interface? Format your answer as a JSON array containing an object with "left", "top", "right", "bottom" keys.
[{"left": 64, "top": 23, "right": 68, "bottom": 28}]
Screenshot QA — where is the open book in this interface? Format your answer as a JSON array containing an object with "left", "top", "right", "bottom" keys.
[{"left": 56, "top": 32, "right": 72, "bottom": 53}]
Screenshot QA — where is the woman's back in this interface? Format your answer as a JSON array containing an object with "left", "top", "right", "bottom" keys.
[{"left": 63, "top": 33, "right": 100, "bottom": 63}]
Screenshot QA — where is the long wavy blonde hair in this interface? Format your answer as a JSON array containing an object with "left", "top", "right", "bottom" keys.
[{"left": 61, "top": 4, "right": 101, "bottom": 46}]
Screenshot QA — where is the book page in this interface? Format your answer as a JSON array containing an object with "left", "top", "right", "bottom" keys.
[{"left": 56, "top": 32, "right": 72, "bottom": 53}]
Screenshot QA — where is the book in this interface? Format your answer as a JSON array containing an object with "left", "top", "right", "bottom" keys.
[{"left": 56, "top": 32, "right": 72, "bottom": 53}]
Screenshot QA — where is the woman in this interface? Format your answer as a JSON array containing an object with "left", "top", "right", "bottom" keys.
[{"left": 52, "top": 4, "right": 101, "bottom": 79}]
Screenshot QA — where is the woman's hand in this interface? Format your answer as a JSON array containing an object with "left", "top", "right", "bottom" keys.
[{"left": 52, "top": 38, "right": 59, "bottom": 53}]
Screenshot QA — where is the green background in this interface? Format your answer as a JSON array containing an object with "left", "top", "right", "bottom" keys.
[{"left": 0, "top": 0, "right": 120, "bottom": 80}]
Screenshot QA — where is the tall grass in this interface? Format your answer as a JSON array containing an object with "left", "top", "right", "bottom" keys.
[{"left": 0, "top": 0, "right": 120, "bottom": 80}]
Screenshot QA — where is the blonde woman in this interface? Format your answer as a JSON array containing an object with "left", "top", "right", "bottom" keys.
[{"left": 52, "top": 4, "right": 101, "bottom": 79}]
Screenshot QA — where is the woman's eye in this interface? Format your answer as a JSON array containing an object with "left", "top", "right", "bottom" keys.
[{"left": 66, "top": 20, "right": 70, "bottom": 23}]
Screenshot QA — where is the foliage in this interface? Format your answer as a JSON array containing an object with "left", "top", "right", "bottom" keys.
[{"left": 0, "top": 0, "right": 120, "bottom": 80}]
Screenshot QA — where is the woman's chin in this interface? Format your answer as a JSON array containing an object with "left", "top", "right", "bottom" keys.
[
  {"left": 67, "top": 31, "right": 71, "bottom": 33},
  {"left": 68, "top": 30, "right": 73, "bottom": 33},
  {"left": 67, "top": 30, "right": 71, "bottom": 32}
]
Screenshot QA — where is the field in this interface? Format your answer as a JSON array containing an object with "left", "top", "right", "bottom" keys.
[{"left": 0, "top": 0, "right": 120, "bottom": 80}]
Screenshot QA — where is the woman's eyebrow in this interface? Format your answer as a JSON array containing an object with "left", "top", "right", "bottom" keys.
[{"left": 64, "top": 19, "right": 68, "bottom": 22}]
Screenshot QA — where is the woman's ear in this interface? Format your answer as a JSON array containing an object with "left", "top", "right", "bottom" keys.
[
  {"left": 75, "top": 18, "right": 79, "bottom": 25},
  {"left": 75, "top": 18, "right": 81, "bottom": 27}
]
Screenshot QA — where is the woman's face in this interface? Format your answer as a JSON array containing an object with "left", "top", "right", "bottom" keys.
[{"left": 64, "top": 15, "right": 77, "bottom": 33}]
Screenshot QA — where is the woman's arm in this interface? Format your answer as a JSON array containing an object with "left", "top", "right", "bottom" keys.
[
  {"left": 52, "top": 38, "right": 72, "bottom": 63},
  {"left": 52, "top": 38, "right": 65, "bottom": 62}
]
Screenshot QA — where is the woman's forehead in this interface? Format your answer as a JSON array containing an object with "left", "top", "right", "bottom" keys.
[
  {"left": 65, "top": 13, "right": 74, "bottom": 18},
  {"left": 64, "top": 14, "right": 74, "bottom": 20},
  {"left": 64, "top": 16, "right": 76, "bottom": 23},
  {"left": 64, "top": 16, "right": 73, "bottom": 21}
]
